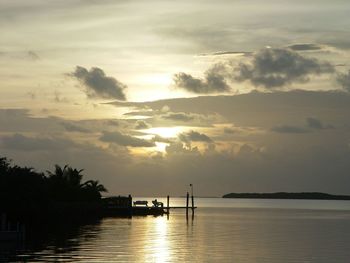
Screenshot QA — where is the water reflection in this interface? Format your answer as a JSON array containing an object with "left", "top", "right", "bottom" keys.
[
  {"left": 143, "top": 217, "right": 170, "bottom": 262},
  {"left": 1, "top": 218, "right": 103, "bottom": 262},
  {"left": 3, "top": 198, "right": 350, "bottom": 262}
]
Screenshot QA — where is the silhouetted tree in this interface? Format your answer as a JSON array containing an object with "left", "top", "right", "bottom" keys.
[
  {"left": 82, "top": 180, "right": 107, "bottom": 201},
  {"left": 1, "top": 157, "right": 108, "bottom": 219}
]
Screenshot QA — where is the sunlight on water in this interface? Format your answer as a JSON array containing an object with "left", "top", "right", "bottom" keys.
[
  {"left": 4, "top": 198, "right": 350, "bottom": 262},
  {"left": 144, "top": 217, "right": 170, "bottom": 263}
]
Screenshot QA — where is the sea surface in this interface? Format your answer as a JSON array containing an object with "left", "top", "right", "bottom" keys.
[{"left": 3, "top": 197, "right": 350, "bottom": 262}]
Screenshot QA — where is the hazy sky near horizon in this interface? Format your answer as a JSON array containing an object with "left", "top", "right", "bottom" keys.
[{"left": 1, "top": 0, "right": 350, "bottom": 196}]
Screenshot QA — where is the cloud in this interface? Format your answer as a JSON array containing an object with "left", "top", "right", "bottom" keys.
[
  {"left": 336, "top": 71, "right": 350, "bottom": 92},
  {"left": 174, "top": 47, "right": 335, "bottom": 93},
  {"left": 223, "top": 127, "right": 236, "bottom": 134},
  {"left": 106, "top": 120, "right": 119, "bottom": 126},
  {"left": 173, "top": 64, "right": 230, "bottom": 94},
  {"left": 235, "top": 48, "right": 335, "bottom": 88},
  {"left": 162, "top": 112, "right": 194, "bottom": 122},
  {"left": 198, "top": 51, "right": 252, "bottom": 57},
  {"left": 100, "top": 131, "right": 155, "bottom": 147},
  {"left": 54, "top": 90, "right": 69, "bottom": 103},
  {"left": 0, "top": 134, "right": 74, "bottom": 151},
  {"left": 61, "top": 122, "right": 91, "bottom": 133},
  {"left": 135, "top": 120, "right": 150, "bottom": 130},
  {"left": 179, "top": 130, "right": 213, "bottom": 143},
  {"left": 124, "top": 110, "right": 154, "bottom": 117},
  {"left": 306, "top": 117, "right": 333, "bottom": 130},
  {"left": 152, "top": 135, "right": 173, "bottom": 144},
  {"left": 165, "top": 141, "right": 200, "bottom": 155},
  {"left": 306, "top": 117, "right": 323, "bottom": 129},
  {"left": 286, "top": 43, "right": 324, "bottom": 51},
  {"left": 272, "top": 117, "right": 333, "bottom": 133},
  {"left": 27, "top": 51, "right": 40, "bottom": 61},
  {"left": 271, "top": 125, "right": 309, "bottom": 134},
  {"left": 70, "top": 66, "right": 127, "bottom": 100}
]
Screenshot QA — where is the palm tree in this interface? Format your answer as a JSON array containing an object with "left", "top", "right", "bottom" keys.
[
  {"left": 46, "top": 164, "right": 86, "bottom": 201},
  {"left": 82, "top": 180, "right": 107, "bottom": 200},
  {"left": 46, "top": 164, "right": 68, "bottom": 181},
  {"left": 65, "top": 167, "right": 84, "bottom": 189}
]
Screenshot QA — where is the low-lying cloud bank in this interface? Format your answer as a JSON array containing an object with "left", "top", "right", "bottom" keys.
[{"left": 1, "top": 90, "right": 350, "bottom": 196}]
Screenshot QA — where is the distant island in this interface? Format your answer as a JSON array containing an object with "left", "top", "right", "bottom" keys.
[{"left": 222, "top": 192, "right": 350, "bottom": 200}]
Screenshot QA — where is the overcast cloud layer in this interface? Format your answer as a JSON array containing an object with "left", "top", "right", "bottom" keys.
[{"left": 1, "top": 0, "right": 350, "bottom": 196}]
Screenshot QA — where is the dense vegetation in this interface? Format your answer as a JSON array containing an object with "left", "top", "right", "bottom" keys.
[
  {"left": 222, "top": 192, "right": 350, "bottom": 200},
  {"left": 0, "top": 157, "right": 107, "bottom": 221}
]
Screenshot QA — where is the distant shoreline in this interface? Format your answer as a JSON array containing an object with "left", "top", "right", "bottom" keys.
[{"left": 222, "top": 192, "right": 350, "bottom": 200}]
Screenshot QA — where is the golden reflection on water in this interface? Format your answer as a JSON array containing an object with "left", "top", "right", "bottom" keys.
[
  {"left": 143, "top": 217, "right": 170, "bottom": 263},
  {"left": 9, "top": 199, "right": 350, "bottom": 263}
]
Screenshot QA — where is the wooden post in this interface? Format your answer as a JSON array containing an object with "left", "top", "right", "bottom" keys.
[
  {"left": 190, "top": 183, "right": 194, "bottom": 214},
  {"left": 167, "top": 195, "right": 169, "bottom": 212},
  {"left": 191, "top": 194, "right": 194, "bottom": 213},
  {"left": 186, "top": 192, "right": 189, "bottom": 217},
  {"left": 128, "top": 194, "right": 132, "bottom": 216}
]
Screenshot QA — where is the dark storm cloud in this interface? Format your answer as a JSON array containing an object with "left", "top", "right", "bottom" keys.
[
  {"left": 70, "top": 66, "right": 127, "bottom": 100},
  {"left": 286, "top": 43, "right": 324, "bottom": 51},
  {"left": 179, "top": 130, "right": 213, "bottom": 143},
  {"left": 134, "top": 120, "right": 150, "bottom": 130},
  {"left": 235, "top": 48, "right": 335, "bottom": 88},
  {"left": 100, "top": 131, "right": 155, "bottom": 147},
  {"left": 61, "top": 122, "right": 91, "bottom": 133},
  {"left": 336, "top": 71, "right": 350, "bottom": 92},
  {"left": 271, "top": 125, "right": 309, "bottom": 134},
  {"left": 173, "top": 64, "right": 230, "bottom": 94}
]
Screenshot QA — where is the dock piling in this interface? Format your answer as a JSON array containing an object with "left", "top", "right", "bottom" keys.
[
  {"left": 167, "top": 195, "right": 169, "bottom": 212},
  {"left": 190, "top": 183, "right": 195, "bottom": 215},
  {"left": 191, "top": 194, "right": 194, "bottom": 213},
  {"left": 186, "top": 192, "right": 189, "bottom": 217}
]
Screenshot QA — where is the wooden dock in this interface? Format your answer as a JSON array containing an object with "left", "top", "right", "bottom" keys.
[
  {"left": 103, "top": 192, "right": 196, "bottom": 217},
  {"left": 167, "top": 206, "right": 197, "bottom": 209}
]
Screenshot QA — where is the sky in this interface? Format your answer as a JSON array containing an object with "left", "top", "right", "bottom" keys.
[{"left": 1, "top": 0, "right": 350, "bottom": 196}]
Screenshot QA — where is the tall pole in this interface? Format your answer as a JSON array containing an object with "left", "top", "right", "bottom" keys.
[
  {"left": 190, "top": 184, "right": 194, "bottom": 213},
  {"left": 186, "top": 192, "right": 189, "bottom": 217}
]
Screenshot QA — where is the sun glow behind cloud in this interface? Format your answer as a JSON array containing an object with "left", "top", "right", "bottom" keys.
[
  {"left": 131, "top": 127, "right": 191, "bottom": 153},
  {"left": 142, "top": 127, "right": 187, "bottom": 138}
]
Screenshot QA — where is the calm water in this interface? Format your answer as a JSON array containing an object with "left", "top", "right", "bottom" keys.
[{"left": 3, "top": 198, "right": 350, "bottom": 262}]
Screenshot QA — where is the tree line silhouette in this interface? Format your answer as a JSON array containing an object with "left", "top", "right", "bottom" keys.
[{"left": 0, "top": 157, "right": 107, "bottom": 221}]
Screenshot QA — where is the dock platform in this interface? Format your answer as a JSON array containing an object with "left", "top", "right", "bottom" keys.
[{"left": 102, "top": 194, "right": 196, "bottom": 217}]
